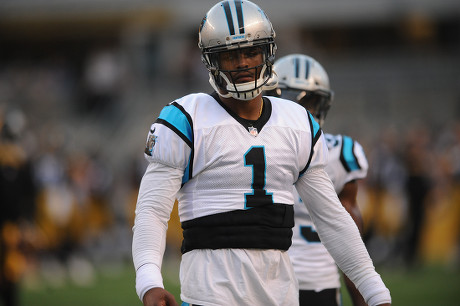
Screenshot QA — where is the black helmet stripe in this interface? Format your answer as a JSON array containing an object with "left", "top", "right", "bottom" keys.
[
  {"left": 305, "top": 58, "right": 310, "bottom": 79},
  {"left": 222, "top": 1, "right": 245, "bottom": 36},
  {"left": 235, "top": 0, "right": 245, "bottom": 34},
  {"left": 222, "top": 1, "right": 235, "bottom": 35},
  {"left": 294, "top": 57, "right": 300, "bottom": 78}
]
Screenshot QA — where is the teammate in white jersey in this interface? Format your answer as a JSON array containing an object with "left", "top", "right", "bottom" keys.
[
  {"left": 132, "top": 1, "right": 391, "bottom": 306},
  {"left": 271, "top": 54, "right": 369, "bottom": 305}
]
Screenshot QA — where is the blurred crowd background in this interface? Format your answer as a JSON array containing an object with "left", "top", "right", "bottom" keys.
[{"left": 0, "top": 0, "right": 459, "bottom": 305}]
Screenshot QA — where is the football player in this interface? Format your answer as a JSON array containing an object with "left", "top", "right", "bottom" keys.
[
  {"left": 270, "top": 54, "right": 369, "bottom": 305},
  {"left": 132, "top": 1, "right": 391, "bottom": 306}
]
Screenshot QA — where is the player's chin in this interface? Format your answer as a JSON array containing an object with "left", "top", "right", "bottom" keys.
[{"left": 234, "top": 76, "right": 254, "bottom": 84}]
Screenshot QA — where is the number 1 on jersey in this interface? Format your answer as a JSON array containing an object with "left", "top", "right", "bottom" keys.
[{"left": 244, "top": 146, "right": 273, "bottom": 209}]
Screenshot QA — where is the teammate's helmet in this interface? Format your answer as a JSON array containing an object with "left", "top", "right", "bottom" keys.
[
  {"left": 272, "top": 54, "right": 333, "bottom": 126},
  {"left": 198, "top": 0, "right": 278, "bottom": 101}
]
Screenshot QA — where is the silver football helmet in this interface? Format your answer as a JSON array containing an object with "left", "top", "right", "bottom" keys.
[
  {"left": 272, "top": 54, "right": 334, "bottom": 126},
  {"left": 198, "top": 0, "right": 278, "bottom": 101}
]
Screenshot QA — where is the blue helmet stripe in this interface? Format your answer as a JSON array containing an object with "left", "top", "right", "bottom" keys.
[{"left": 222, "top": 1, "right": 235, "bottom": 36}]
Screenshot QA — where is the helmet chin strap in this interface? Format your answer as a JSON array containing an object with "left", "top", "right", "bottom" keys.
[
  {"left": 209, "top": 75, "right": 233, "bottom": 99},
  {"left": 263, "top": 71, "right": 279, "bottom": 91},
  {"left": 209, "top": 65, "right": 279, "bottom": 101}
]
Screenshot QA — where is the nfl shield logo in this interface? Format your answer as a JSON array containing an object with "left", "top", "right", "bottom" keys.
[{"left": 249, "top": 126, "right": 258, "bottom": 137}]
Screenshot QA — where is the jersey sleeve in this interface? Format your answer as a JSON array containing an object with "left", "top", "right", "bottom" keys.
[
  {"left": 144, "top": 102, "right": 193, "bottom": 172},
  {"left": 132, "top": 162, "right": 183, "bottom": 301},
  {"left": 340, "top": 136, "right": 368, "bottom": 182}
]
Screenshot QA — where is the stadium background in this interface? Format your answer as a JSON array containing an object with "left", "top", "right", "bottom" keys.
[{"left": 0, "top": 0, "right": 459, "bottom": 305}]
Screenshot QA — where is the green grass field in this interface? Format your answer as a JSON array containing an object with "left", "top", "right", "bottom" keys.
[{"left": 19, "top": 262, "right": 460, "bottom": 305}]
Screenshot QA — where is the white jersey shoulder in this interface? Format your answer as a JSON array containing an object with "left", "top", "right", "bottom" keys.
[
  {"left": 289, "top": 132, "right": 368, "bottom": 291},
  {"left": 324, "top": 133, "right": 368, "bottom": 194},
  {"left": 144, "top": 93, "right": 324, "bottom": 222}
]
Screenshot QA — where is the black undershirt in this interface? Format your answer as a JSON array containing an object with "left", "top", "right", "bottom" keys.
[{"left": 210, "top": 91, "right": 271, "bottom": 134}]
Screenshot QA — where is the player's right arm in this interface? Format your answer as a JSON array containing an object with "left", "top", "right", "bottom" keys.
[
  {"left": 133, "top": 102, "right": 192, "bottom": 305},
  {"left": 132, "top": 161, "right": 182, "bottom": 305},
  {"left": 143, "top": 287, "right": 178, "bottom": 306}
]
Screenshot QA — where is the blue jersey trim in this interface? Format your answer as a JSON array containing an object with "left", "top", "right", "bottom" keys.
[
  {"left": 182, "top": 155, "right": 192, "bottom": 185},
  {"left": 156, "top": 102, "right": 194, "bottom": 185},
  {"left": 308, "top": 112, "right": 320, "bottom": 138},
  {"left": 158, "top": 104, "right": 193, "bottom": 144},
  {"left": 340, "top": 135, "right": 361, "bottom": 172},
  {"left": 299, "top": 111, "right": 322, "bottom": 177}
]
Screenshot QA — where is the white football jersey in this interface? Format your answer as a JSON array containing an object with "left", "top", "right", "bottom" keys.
[
  {"left": 144, "top": 92, "right": 328, "bottom": 305},
  {"left": 145, "top": 93, "right": 325, "bottom": 222},
  {"left": 288, "top": 133, "right": 368, "bottom": 291}
]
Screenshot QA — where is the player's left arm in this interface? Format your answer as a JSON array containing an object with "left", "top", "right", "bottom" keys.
[
  {"left": 339, "top": 136, "right": 369, "bottom": 306},
  {"left": 297, "top": 133, "right": 390, "bottom": 306},
  {"left": 339, "top": 180, "right": 363, "bottom": 234},
  {"left": 339, "top": 180, "right": 367, "bottom": 306},
  {"left": 338, "top": 136, "right": 369, "bottom": 235}
]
